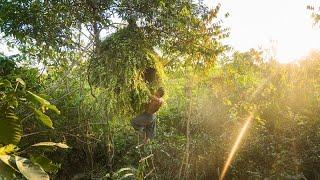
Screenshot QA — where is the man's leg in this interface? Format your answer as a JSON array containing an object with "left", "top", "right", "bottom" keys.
[
  {"left": 131, "top": 113, "right": 149, "bottom": 136},
  {"left": 145, "top": 115, "right": 156, "bottom": 140}
]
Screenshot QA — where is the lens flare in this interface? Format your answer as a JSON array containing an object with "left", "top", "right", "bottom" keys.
[
  {"left": 219, "top": 112, "right": 254, "bottom": 180},
  {"left": 219, "top": 74, "right": 271, "bottom": 179}
]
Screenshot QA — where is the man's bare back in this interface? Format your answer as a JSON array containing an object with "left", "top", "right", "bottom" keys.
[{"left": 145, "top": 95, "right": 164, "bottom": 114}]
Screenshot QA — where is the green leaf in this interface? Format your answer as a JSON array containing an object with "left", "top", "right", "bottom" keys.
[
  {"left": 15, "top": 156, "right": 49, "bottom": 180},
  {"left": 0, "top": 144, "right": 18, "bottom": 155},
  {"left": 46, "top": 104, "right": 60, "bottom": 115},
  {"left": 27, "top": 91, "right": 50, "bottom": 106},
  {"left": 33, "top": 109, "right": 54, "bottom": 129},
  {"left": 0, "top": 112, "right": 22, "bottom": 145},
  {"left": 30, "top": 155, "right": 60, "bottom": 174},
  {"left": 0, "top": 159, "right": 17, "bottom": 179},
  {"left": 27, "top": 91, "right": 60, "bottom": 114},
  {"left": 31, "top": 142, "right": 69, "bottom": 149},
  {"left": 16, "top": 78, "right": 26, "bottom": 87},
  {"left": 0, "top": 154, "right": 19, "bottom": 173}
]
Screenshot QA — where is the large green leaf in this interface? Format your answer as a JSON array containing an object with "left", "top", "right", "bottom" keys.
[
  {"left": 31, "top": 142, "right": 69, "bottom": 149},
  {"left": 27, "top": 91, "right": 51, "bottom": 106},
  {"left": 27, "top": 91, "right": 60, "bottom": 114},
  {"left": 30, "top": 155, "right": 60, "bottom": 174},
  {"left": 33, "top": 109, "right": 53, "bottom": 129},
  {"left": 0, "top": 112, "right": 22, "bottom": 145},
  {"left": 15, "top": 156, "right": 49, "bottom": 180}
]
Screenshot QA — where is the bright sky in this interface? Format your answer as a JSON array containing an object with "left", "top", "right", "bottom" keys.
[{"left": 205, "top": 0, "right": 320, "bottom": 63}]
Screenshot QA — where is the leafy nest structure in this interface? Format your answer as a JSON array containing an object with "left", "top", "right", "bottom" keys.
[{"left": 88, "top": 27, "right": 164, "bottom": 115}]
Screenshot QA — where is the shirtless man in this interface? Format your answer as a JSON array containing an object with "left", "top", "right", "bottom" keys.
[{"left": 131, "top": 87, "right": 165, "bottom": 144}]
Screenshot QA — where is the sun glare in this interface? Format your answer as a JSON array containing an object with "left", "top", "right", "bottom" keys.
[{"left": 205, "top": 0, "right": 320, "bottom": 63}]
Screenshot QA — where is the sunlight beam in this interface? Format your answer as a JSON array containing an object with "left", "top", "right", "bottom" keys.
[
  {"left": 219, "top": 112, "right": 254, "bottom": 180},
  {"left": 218, "top": 76, "right": 271, "bottom": 179}
]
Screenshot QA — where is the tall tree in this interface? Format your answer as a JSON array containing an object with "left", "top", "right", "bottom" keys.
[{"left": 0, "top": 0, "right": 229, "bottom": 115}]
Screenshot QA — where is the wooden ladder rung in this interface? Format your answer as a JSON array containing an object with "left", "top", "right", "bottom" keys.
[
  {"left": 139, "top": 154, "right": 154, "bottom": 163},
  {"left": 144, "top": 168, "right": 155, "bottom": 179}
]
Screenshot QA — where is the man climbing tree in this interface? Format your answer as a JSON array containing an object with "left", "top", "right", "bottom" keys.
[{"left": 131, "top": 87, "right": 165, "bottom": 144}]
